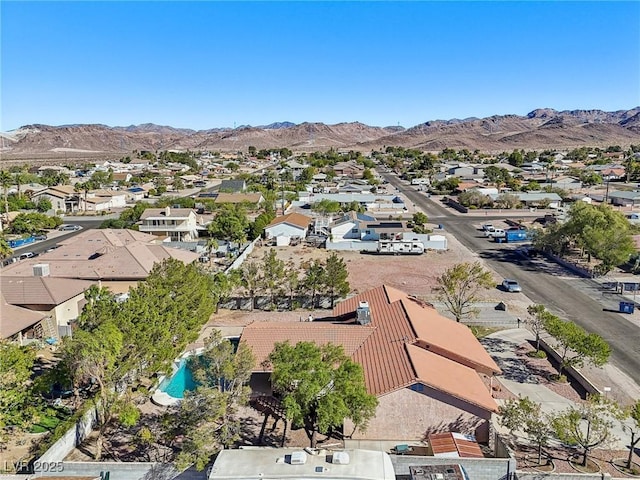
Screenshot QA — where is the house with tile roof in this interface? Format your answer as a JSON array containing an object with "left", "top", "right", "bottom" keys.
[
  {"left": 139, "top": 206, "right": 206, "bottom": 241},
  {"left": 264, "top": 213, "right": 312, "bottom": 240},
  {"left": 0, "top": 229, "right": 200, "bottom": 293},
  {"left": 241, "top": 285, "right": 501, "bottom": 442},
  {"left": 1, "top": 274, "right": 94, "bottom": 339},
  {"left": 31, "top": 185, "right": 80, "bottom": 213},
  {"left": 0, "top": 293, "right": 50, "bottom": 344}
]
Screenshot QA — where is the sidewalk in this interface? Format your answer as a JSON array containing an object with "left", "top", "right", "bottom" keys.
[{"left": 484, "top": 328, "right": 636, "bottom": 451}]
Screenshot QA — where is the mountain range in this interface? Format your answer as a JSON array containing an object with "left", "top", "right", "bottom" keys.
[{"left": 1, "top": 108, "right": 639, "bottom": 159}]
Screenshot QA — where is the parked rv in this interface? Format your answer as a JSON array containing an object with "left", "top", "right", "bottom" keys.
[{"left": 377, "top": 240, "right": 424, "bottom": 255}]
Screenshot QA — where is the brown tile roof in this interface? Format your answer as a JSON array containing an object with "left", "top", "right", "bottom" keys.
[
  {"left": 0, "top": 294, "right": 46, "bottom": 339},
  {"left": 428, "top": 432, "right": 484, "bottom": 458},
  {"left": 240, "top": 322, "right": 374, "bottom": 369},
  {"left": 214, "top": 193, "right": 263, "bottom": 204},
  {"left": 335, "top": 285, "right": 498, "bottom": 408},
  {"left": 266, "top": 213, "right": 312, "bottom": 230},
  {"left": 0, "top": 229, "right": 199, "bottom": 280},
  {"left": 0, "top": 276, "right": 93, "bottom": 306},
  {"left": 407, "top": 345, "right": 498, "bottom": 412},
  {"left": 241, "top": 284, "right": 499, "bottom": 413}
]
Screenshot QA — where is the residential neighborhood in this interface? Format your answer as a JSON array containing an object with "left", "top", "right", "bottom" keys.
[{"left": 1, "top": 143, "right": 640, "bottom": 480}]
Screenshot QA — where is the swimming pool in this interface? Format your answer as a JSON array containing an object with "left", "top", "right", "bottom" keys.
[{"left": 158, "top": 359, "right": 198, "bottom": 399}]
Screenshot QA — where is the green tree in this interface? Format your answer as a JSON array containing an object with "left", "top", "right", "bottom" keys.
[
  {"left": 241, "top": 261, "right": 262, "bottom": 311},
  {"left": 261, "top": 248, "right": 286, "bottom": 308},
  {"left": 435, "top": 262, "right": 494, "bottom": 322},
  {"left": 313, "top": 199, "right": 341, "bottom": 216},
  {"left": 268, "top": 341, "right": 378, "bottom": 447},
  {"left": 303, "top": 259, "right": 326, "bottom": 309},
  {"left": 544, "top": 316, "right": 610, "bottom": 378},
  {"left": 208, "top": 204, "right": 249, "bottom": 244},
  {"left": 499, "top": 397, "right": 553, "bottom": 463},
  {"left": 62, "top": 321, "right": 124, "bottom": 459},
  {"left": 526, "top": 304, "right": 553, "bottom": 352},
  {"left": 0, "top": 342, "right": 37, "bottom": 441},
  {"left": 508, "top": 150, "right": 524, "bottom": 167},
  {"left": 0, "top": 237, "right": 13, "bottom": 260},
  {"left": 323, "top": 252, "right": 350, "bottom": 307},
  {"left": 552, "top": 394, "right": 620, "bottom": 467},
  {"left": 621, "top": 400, "right": 640, "bottom": 469},
  {"left": 36, "top": 197, "right": 52, "bottom": 213}
]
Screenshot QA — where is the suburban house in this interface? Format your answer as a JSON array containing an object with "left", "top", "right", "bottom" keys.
[
  {"left": 333, "top": 160, "right": 365, "bottom": 178},
  {"left": 208, "top": 448, "right": 395, "bottom": 480},
  {"left": 126, "top": 186, "right": 149, "bottom": 202},
  {"left": 448, "top": 165, "right": 483, "bottom": 178},
  {"left": 31, "top": 185, "right": 79, "bottom": 213},
  {"left": 264, "top": 213, "right": 312, "bottom": 241},
  {"left": 586, "top": 164, "right": 626, "bottom": 181},
  {"left": 240, "top": 285, "right": 501, "bottom": 442},
  {"left": 299, "top": 192, "right": 403, "bottom": 211},
  {"left": 0, "top": 274, "right": 93, "bottom": 339},
  {"left": 139, "top": 207, "right": 206, "bottom": 241},
  {"left": 0, "top": 229, "right": 200, "bottom": 293},
  {"left": 488, "top": 192, "right": 563, "bottom": 209},
  {"left": 285, "top": 160, "right": 307, "bottom": 180},
  {"left": 0, "top": 294, "right": 50, "bottom": 344},
  {"left": 542, "top": 176, "right": 583, "bottom": 191},
  {"left": 112, "top": 172, "right": 133, "bottom": 183},
  {"left": 79, "top": 189, "right": 127, "bottom": 212},
  {"left": 607, "top": 191, "right": 640, "bottom": 207}
]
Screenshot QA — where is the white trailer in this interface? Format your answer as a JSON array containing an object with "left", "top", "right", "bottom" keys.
[{"left": 377, "top": 240, "right": 425, "bottom": 255}]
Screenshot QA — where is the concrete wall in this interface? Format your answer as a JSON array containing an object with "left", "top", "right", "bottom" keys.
[
  {"left": 35, "top": 461, "right": 181, "bottom": 480},
  {"left": 225, "top": 238, "right": 258, "bottom": 272},
  {"left": 539, "top": 338, "right": 602, "bottom": 395},
  {"left": 37, "top": 406, "right": 97, "bottom": 464}
]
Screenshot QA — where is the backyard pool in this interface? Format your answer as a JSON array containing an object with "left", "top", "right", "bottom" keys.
[{"left": 158, "top": 360, "right": 198, "bottom": 399}]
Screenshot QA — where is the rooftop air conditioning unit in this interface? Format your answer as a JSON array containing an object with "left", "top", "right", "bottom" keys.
[
  {"left": 332, "top": 451, "right": 350, "bottom": 465},
  {"left": 290, "top": 451, "right": 307, "bottom": 465},
  {"left": 33, "top": 264, "right": 50, "bottom": 277}
]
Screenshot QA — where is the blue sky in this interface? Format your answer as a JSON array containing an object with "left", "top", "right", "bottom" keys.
[{"left": 2, "top": 1, "right": 639, "bottom": 131}]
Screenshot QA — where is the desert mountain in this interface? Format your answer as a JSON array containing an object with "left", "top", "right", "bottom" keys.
[{"left": 1, "top": 108, "right": 639, "bottom": 158}]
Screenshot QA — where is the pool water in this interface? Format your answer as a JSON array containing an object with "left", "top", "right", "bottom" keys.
[{"left": 160, "top": 360, "right": 198, "bottom": 399}]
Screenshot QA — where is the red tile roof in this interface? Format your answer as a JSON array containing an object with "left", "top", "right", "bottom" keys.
[
  {"left": 241, "top": 285, "right": 500, "bottom": 413},
  {"left": 240, "top": 322, "right": 374, "bottom": 369}
]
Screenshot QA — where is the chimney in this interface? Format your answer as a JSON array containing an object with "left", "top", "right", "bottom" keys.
[
  {"left": 165, "top": 206, "right": 171, "bottom": 216},
  {"left": 356, "top": 301, "right": 371, "bottom": 325},
  {"left": 33, "top": 264, "right": 50, "bottom": 277}
]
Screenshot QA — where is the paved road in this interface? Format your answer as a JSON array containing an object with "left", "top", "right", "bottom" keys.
[{"left": 384, "top": 173, "right": 640, "bottom": 385}]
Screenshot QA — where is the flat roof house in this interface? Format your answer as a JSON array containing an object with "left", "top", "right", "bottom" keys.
[
  {"left": 240, "top": 285, "right": 501, "bottom": 442},
  {"left": 209, "top": 448, "right": 395, "bottom": 480}
]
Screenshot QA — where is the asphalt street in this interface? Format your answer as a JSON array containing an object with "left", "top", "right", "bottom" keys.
[{"left": 383, "top": 173, "right": 640, "bottom": 385}]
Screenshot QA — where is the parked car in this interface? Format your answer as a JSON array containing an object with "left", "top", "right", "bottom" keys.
[
  {"left": 19, "top": 252, "right": 36, "bottom": 260},
  {"left": 481, "top": 223, "right": 494, "bottom": 231},
  {"left": 32, "top": 234, "right": 48, "bottom": 241},
  {"left": 502, "top": 279, "right": 522, "bottom": 293},
  {"left": 59, "top": 224, "right": 82, "bottom": 231}
]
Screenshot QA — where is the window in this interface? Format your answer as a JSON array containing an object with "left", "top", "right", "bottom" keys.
[{"left": 351, "top": 228, "right": 359, "bottom": 233}]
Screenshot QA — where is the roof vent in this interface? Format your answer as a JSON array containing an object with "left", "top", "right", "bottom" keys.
[
  {"left": 356, "top": 301, "right": 371, "bottom": 325},
  {"left": 33, "top": 264, "right": 50, "bottom": 277},
  {"left": 332, "top": 451, "right": 350, "bottom": 465},
  {"left": 289, "top": 451, "right": 307, "bottom": 465}
]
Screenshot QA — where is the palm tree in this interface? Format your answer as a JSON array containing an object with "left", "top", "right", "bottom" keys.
[
  {"left": 0, "top": 170, "right": 12, "bottom": 217},
  {"left": 74, "top": 182, "right": 90, "bottom": 213},
  {"left": 12, "top": 171, "right": 25, "bottom": 198}
]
